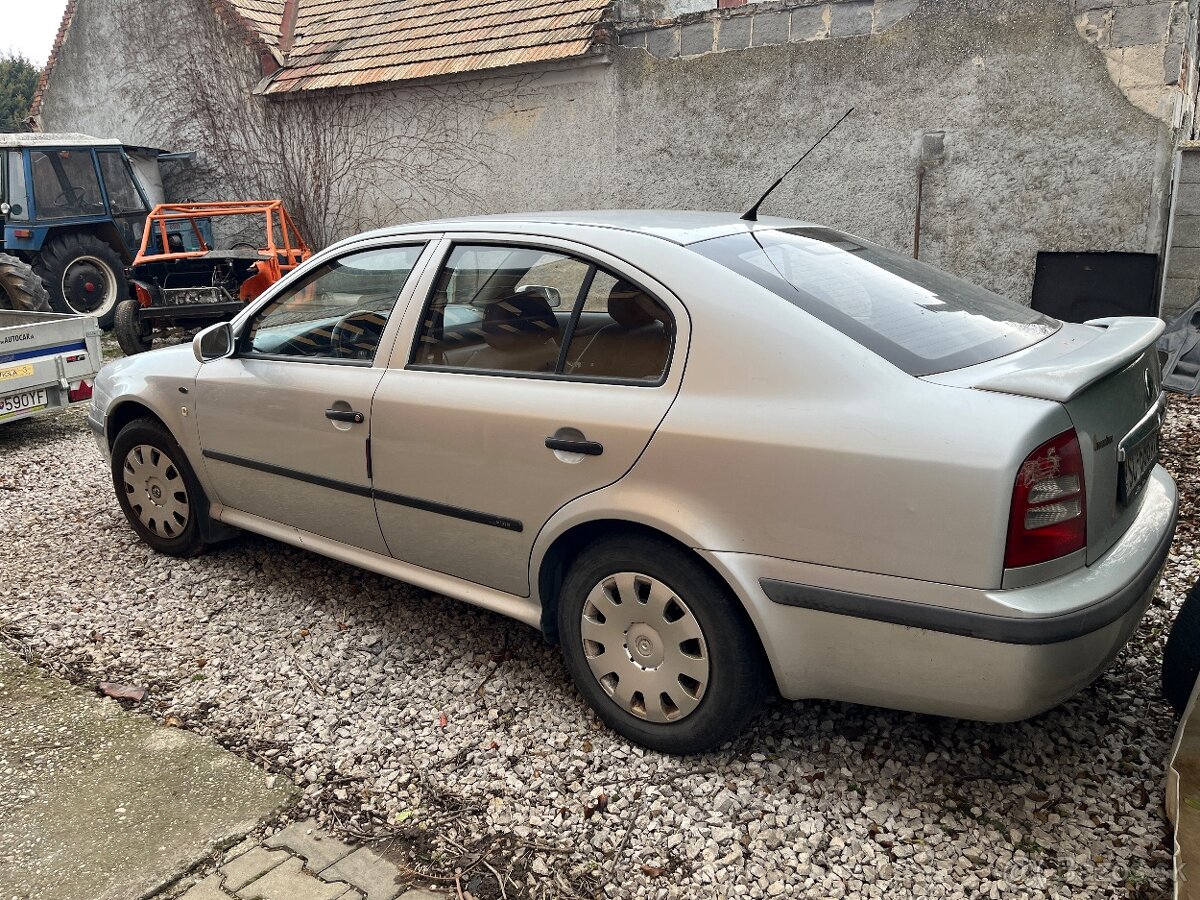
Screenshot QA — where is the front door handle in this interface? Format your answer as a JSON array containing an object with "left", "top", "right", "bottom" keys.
[
  {"left": 326, "top": 408, "right": 365, "bottom": 424},
  {"left": 545, "top": 436, "right": 604, "bottom": 456}
]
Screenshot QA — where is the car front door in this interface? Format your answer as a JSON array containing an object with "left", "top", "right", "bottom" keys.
[
  {"left": 370, "top": 238, "right": 688, "bottom": 596},
  {"left": 194, "top": 241, "right": 432, "bottom": 555}
]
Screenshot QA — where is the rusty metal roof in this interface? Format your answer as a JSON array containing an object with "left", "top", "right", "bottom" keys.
[{"left": 257, "top": 0, "right": 611, "bottom": 94}]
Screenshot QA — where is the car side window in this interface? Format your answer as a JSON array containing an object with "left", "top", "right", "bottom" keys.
[
  {"left": 245, "top": 245, "right": 424, "bottom": 362},
  {"left": 412, "top": 245, "right": 586, "bottom": 374},
  {"left": 411, "top": 245, "right": 673, "bottom": 383},
  {"left": 561, "top": 271, "right": 673, "bottom": 381}
]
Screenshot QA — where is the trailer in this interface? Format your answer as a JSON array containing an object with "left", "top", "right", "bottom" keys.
[{"left": 0, "top": 308, "right": 101, "bottom": 426}]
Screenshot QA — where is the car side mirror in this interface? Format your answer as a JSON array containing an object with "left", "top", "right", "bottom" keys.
[{"left": 193, "top": 322, "right": 234, "bottom": 363}]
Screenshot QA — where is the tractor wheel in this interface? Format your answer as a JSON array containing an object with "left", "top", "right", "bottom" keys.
[
  {"left": 33, "top": 233, "right": 127, "bottom": 329},
  {"left": 0, "top": 253, "right": 51, "bottom": 312},
  {"left": 114, "top": 299, "right": 153, "bottom": 356}
]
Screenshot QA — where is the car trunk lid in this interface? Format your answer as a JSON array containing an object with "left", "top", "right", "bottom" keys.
[{"left": 927, "top": 317, "right": 1166, "bottom": 564}]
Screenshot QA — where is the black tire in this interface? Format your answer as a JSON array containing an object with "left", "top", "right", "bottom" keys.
[
  {"left": 1164, "top": 579, "right": 1200, "bottom": 714},
  {"left": 111, "top": 418, "right": 207, "bottom": 557},
  {"left": 0, "top": 253, "right": 51, "bottom": 312},
  {"left": 114, "top": 298, "right": 153, "bottom": 355},
  {"left": 33, "top": 232, "right": 127, "bottom": 329},
  {"left": 559, "top": 535, "right": 766, "bottom": 754}
]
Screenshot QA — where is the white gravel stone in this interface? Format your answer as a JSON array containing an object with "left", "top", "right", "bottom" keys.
[{"left": 1, "top": 398, "right": 1196, "bottom": 898}]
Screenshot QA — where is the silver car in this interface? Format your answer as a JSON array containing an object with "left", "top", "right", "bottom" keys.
[{"left": 89, "top": 212, "right": 1178, "bottom": 753}]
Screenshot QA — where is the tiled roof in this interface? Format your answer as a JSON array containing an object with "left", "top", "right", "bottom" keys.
[
  {"left": 29, "top": 0, "right": 80, "bottom": 120},
  {"left": 33, "top": 0, "right": 610, "bottom": 117},
  {"left": 263, "top": 0, "right": 612, "bottom": 94},
  {"left": 225, "top": 0, "right": 287, "bottom": 47}
]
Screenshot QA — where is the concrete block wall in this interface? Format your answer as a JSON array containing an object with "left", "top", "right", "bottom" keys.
[
  {"left": 615, "top": 1, "right": 1195, "bottom": 126},
  {"left": 1072, "top": 0, "right": 1198, "bottom": 125},
  {"left": 1162, "top": 145, "right": 1200, "bottom": 317},
  {"left": 615, "top": 0, "right": 919, "bottom": 55}
]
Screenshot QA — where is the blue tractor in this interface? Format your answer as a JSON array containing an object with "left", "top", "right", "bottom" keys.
[{"left": 0, "top": 134, "right": 157, "bottom": 329}]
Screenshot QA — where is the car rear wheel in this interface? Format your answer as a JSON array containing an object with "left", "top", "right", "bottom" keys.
[
  {"left": 34, "top": 233, "right": 127, "bottom": 329},
  {"left": 0, "top": 253, "right": 51, "bottom": 312},
  {"left": 559, "top": 535, "right": 765, "bottom": 754},
  {"left": 114, "top": 298, "right": 153, "bottom": 355},
  {"left": 111, "top": 418, "right": 206, "bottom": 557},
  {"left": 1163, "top": 578, "right": 1200, "bottom": 715}
]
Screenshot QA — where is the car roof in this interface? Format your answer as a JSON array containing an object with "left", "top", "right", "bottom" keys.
[
  {"left": 0, "top": 133, "right": 124, "bottom": 149},
  {"left": 346, "top": 210, "right": 818, "bottom": 247}
]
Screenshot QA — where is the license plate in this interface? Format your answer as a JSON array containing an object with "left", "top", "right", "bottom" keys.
[
  {"left": 1118, "top": 429, "right": 1159, "bottom": 504},
  {"left": 0, "top": 364, "right": 34, "bottom": 383},
  {"left": 0, "top": 388, "right": 46, "bottom": 421}
]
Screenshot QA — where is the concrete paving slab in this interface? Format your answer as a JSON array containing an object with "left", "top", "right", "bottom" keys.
[
  {"left": 0, "top": 649, "right": 296, "bottom": 900},
  {"left": 232, "top": 857, "right": 346, "bottom": 900},
  {"left": 265, "top": 818, "right": 355, "bottom": 873},
  {"left": 220, "top": 847, "right": 290, "bottom": 892},
  {"left": 179, "top": 873, "right": 236, "bottom": 899},
  {"left": 320, "top": 847, "right": 403, "bottom": 900}
]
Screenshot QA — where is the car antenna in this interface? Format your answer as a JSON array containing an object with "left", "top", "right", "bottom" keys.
[{"left": 740, "top": 107, "right": 855, "bottom": 222}]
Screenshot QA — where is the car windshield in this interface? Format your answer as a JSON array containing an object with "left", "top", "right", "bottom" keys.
[{"left": 691, "top": 227, "right": 1059, "bottom": 375}]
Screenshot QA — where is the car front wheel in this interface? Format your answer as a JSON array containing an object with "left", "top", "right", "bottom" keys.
[
  {"left": 559, "top": 535, "right": 765, "bottom": 754},
  {"left": 111, "top": 418, "right": 207, "bottom": 557}
]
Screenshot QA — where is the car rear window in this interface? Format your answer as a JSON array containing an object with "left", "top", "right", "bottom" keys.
[{"left": 691, "top": 228, "right": 1059, "bottom": 376}]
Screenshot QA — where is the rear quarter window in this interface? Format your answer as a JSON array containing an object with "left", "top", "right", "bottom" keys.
[{"left": 691, "top": 228, "right": 1059, "bottom": 376}]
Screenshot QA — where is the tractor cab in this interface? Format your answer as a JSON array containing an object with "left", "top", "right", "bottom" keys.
[{"left": 0, "top": 134, "right": 156, "bottom": 327}]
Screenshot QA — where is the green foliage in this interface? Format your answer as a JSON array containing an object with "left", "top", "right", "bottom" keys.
[{"left": 0, "top": 53, "right": 40, "bottom": 133}]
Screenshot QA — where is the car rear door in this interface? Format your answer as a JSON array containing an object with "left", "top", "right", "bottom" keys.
[
  {"left": 369, "top": 237, "right": 689, "bottom": 596},
  {"left": 194, "top": 241, "right": 434, "bottom": 555}
]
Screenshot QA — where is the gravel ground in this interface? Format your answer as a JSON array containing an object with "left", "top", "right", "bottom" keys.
[{"left": 1, "top": 396, "right": 1198, "bottom": 900}]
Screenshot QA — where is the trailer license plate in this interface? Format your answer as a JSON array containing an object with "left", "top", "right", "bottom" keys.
[
  {"left": 0, "top": 388, "right": 47, "bottom": 421},
  {"left": 1118, "top": 429, "right": 1158, "bottom": 504},
  {"left": 0, "top": 364, "right": 34, "bottom": 383}
]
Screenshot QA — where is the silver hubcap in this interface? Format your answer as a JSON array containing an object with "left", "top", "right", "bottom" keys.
[
  {"left": 580, "top": 572, "right": 709, "bottom": 723},
  {"left": 122, "top": 444, "right": 189, "bottom": 538}
]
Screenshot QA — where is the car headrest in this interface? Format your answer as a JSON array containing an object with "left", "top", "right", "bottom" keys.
[
  {"left": 608, "top": 280, "right": 661, "bottom": 329},
  {"left": 483, "top": 293, "right": 560, "bottom": 351}
]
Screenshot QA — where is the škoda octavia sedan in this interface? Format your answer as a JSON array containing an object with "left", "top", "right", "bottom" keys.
[{"left": 89, "top": 212, "right": 1177, "bottom": 753}]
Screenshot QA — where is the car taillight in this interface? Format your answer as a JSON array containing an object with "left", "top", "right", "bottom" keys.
[
  {"left": 134, "top": 283, "right": 154, "bottom": 308},
  {"left": 1004, "top": 428, "right": 1087, "bottom": 569},
  {"left": 68, "top": 381, "right": 93, "bottom": 403}
]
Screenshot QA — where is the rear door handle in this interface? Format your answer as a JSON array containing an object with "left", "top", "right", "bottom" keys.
[
  {"left": 326, "top": 408, "right": 365, "bottom": 424},
  {"left": 545, "top": 436, "right": 604, "bottom": 456}
]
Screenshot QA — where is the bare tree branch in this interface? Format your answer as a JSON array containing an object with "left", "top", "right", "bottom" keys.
[{"left": 109, "top": 0, "right": 524, "bottom": 247}]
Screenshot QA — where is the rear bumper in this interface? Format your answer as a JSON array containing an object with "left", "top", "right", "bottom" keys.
[{"left": 703, "top": 465, "right": 1177, "bottom": 721}]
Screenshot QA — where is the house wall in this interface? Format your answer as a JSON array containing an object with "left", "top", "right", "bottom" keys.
[{"left": 37, "top": 0, "right": 1197, "bottom": 312}]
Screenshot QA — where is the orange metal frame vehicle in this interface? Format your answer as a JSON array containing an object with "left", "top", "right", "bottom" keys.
[{"left": 133, "top": 201, "right": 312, "bottom": 301}]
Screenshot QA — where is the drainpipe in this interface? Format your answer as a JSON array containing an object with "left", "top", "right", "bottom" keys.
[
  {"left": 913, "top": 131, "right": 945, "bottom": 261},
  {"left": 913, "top": 166, "right": 925, "bottom": 260}
]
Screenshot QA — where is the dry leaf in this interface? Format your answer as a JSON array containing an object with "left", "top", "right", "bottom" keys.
[{"left": 99, "top": 682, "right": 146, "bottom": 702}]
